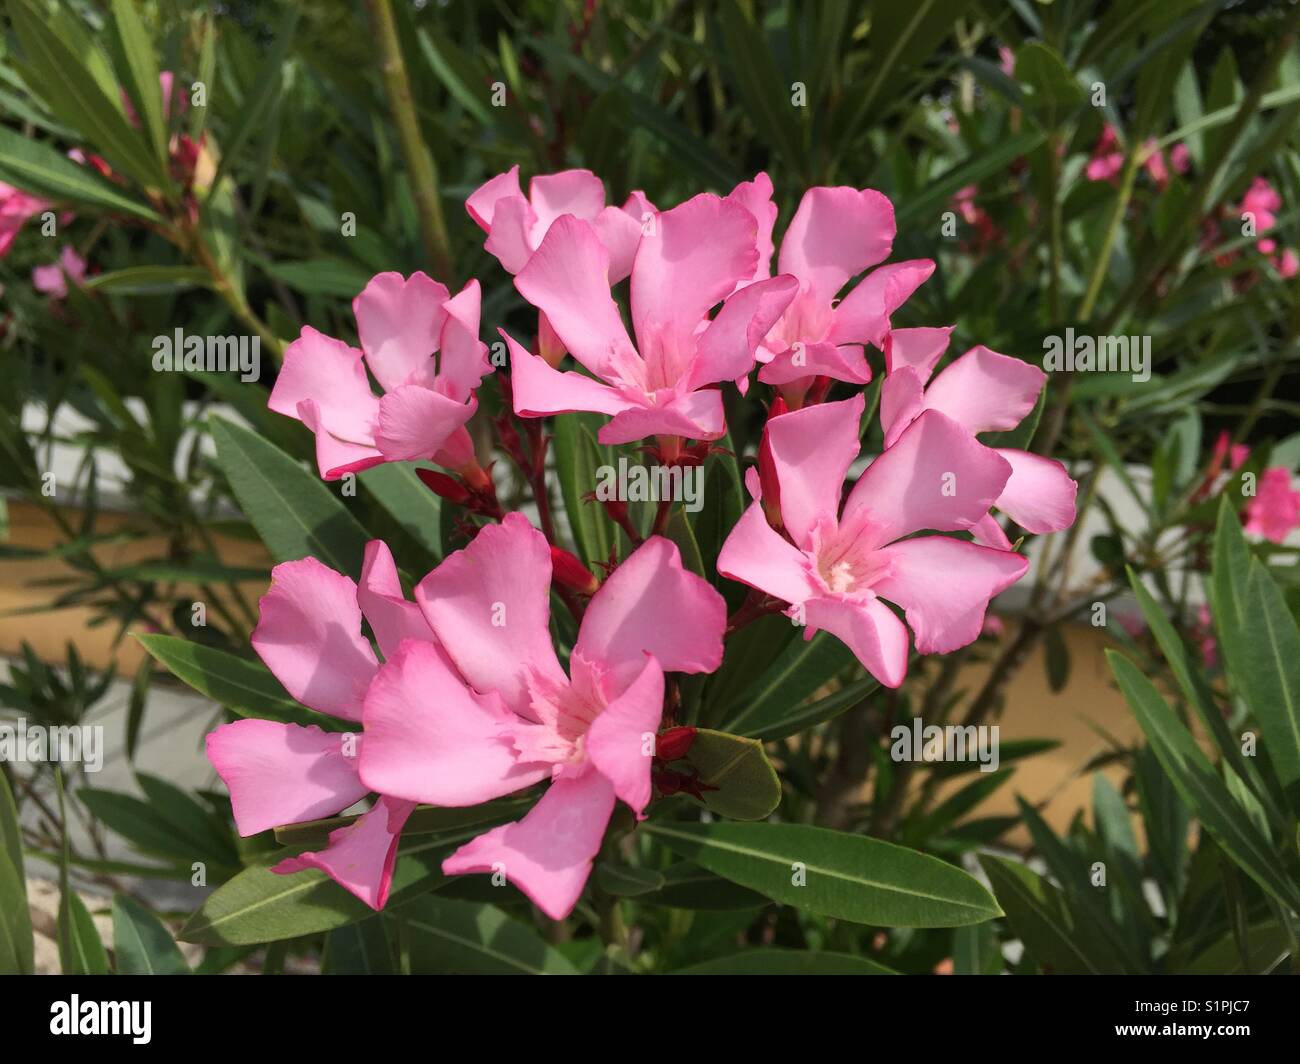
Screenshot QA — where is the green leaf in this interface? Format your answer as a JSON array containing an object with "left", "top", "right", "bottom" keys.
[
  {"left": 1015, "top": 42, "right": 1085, "bottom": 127},
  {"left": 77, "top": 784, "right": 235, "bottom": 871},
  {"left": 953, "top": 921, "right": 1002, "bottom": 975},
  {"left": 205, "top": 4, "right": 300, "bottom": 197},
  {"left": 1107, "top": 650, "right": 1300, "bottom": 911},
  {"left": 895, "top": 130, "right": 1046, "bottom": 226},
  {"left": 717, "top": 0, "right": 805, "bottom": 177},
  {"left": 359, "top": 463, "right": 443, "bottom": 559},
  {"left": 181, "top": 830, "right": 456, "bottom": 946},
  {"left": 673, "top": 949, "right": 897, "bottom": 975},
  {"left": 1125, "top": 566, "right": 1255, "bottom": 796},
  {"left": 136, "top": 634, "right": 333, "bottom": 730},
  {"left": 58, "top": 888, "right": 109, "bottom": 976},
  {"left": 979, "top": 855, "right": 1114, "bottom": 975},
  {"left": 262, "top": 257, "right": 372, "bottom": 297},
  {"left": 10, "top": 0, "right": 162, "bottom": 189},
  {"left": 0, "top": 772, "right": 34, "bottom": 975},
  {"left": 677, "top": 728, "right": 781, "bottom": 821},
  {"left": 644, "top": 821, "right": 1001, "bottom": 927},
  {"left": 210, "top": 416, "right": 370, "bottom": 578},
  {"left": 638, "top": 862, "right": 770, "bottom": 910},
  {"left": 552, "top": 413, "right": 614, "bottom": 566},
  {"left": 322, "top": 917, "right": 395, "bottom": 975},
  {"left": 595, "top": 862, "right": 665, "bottom": 897},
  {"left": 719, "top": 630, "right": 856, "bottom": 737},
  {"left": 1244, "top": 561, "right": 1300, "bottom": 812},
  {"left": 83, "top": 265, "right": 211, "bottom": 295},
  {"left": 0, "top": 126, "right": 158, "bottom": 220},
  {"left": 110, "top": 0, "right": 168, "bottom": 173},
  {"left": 112, "top": 894, "right": 189, "bottom": 975},
  {"left": 403, "top": 896, "right": 577, "bottom": 975},
  {"left": 418, "top": 29, "right": 493, "bottom": 125}
]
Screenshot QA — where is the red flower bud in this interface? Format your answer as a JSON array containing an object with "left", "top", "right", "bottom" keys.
[
  {"left": 415, "top": 468, "right": 472, "bottom": 505},
  {"left": 655, "top": 726, "right": 696, "bottom": 762},
  {"left": 758, "top": 396, "right": 787, "bottom": 529},
  {"left": 550, "top": 546, "right": 600, "bottom": 595}
]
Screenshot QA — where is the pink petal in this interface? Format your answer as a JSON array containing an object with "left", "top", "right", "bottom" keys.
[
  {"left": 597, "top": 389, "right": 725, "bottom": 445},
  {"left": 206, "top": 720, "right": 367, "bottom": 836},
  {"left": 717, "top": 501, "right": 815, "bottom": 604},
  {"left": 970, "top": 513, "right": 1014, "bottom": 551},
  {"left": 873, "top": 536, "right": 1029, "bottom": 654},
  {"left": 765, "top": 393, "right": 865, "bottom": 550},
  {"left": 416, "top": 513, "right": 567, "bottom": 717},
  {"left": 631, "top": 192, "right": 759, "bottom": 353},
  {"left": 801, "top": 596, "right": 909, "bottom": 688},
  {"left": 842, "top": 410, "right": 1012, "bottom": 549},
  {"left": 529, "top": 169, "right": 606, "bottom": 229},
  {"left": 251, "top": 558, "right": 378, "bottom": 721},
  {"left": 827, "top": 259, "right": 935, "bottom": 348},
  {"left": 514, "top": 215, "right": 637, "bottom": 379},
  {"left": 884, "top": 326, "right": 952, "bottom": 382},
  {"left": 503, "top": 330, "right": 635, "bottom": 418},
  {"left": 442, "top": 769, "right": 616, "bottom": 921},
  {"left": 466, "top": 166, "right": 524, "bottom": 231},
  {"left": 726, "top": 172, "right": 777, "bottom": 282},
  {"left": 269, "top": 327, "right": 380, "bottom": 458},
  {"left": 757, "top": 340, "right": 872, "bottom": 387},
  {"left": 273, "top": 796, "right": 415, "bottom": 910},
  {"left": 916, "top": 345, "right": 1045, "bottom": 435},
  {"left": 592, "top": 202, "right": 646, "bottom": 284},
  {"left": 298, "top": 400, "right": 384, "bottom": 481},
  {"left": 360, "top": 639, "right": 548, "bottom": 805},
  {"left": 353, "top": 272, "right": 450, "bottom": 392},
  {"left": 434, "top": 279, "right": 490, "bottom": 403},
  {"left": 576, "top": 536, "right": 726, "bottom": 688},
  {"left": 688, "top": 275, "right": 800, "bottom": 390},
  {"left": 879, "top": 365, "right": 927, "bottom": 448},
  {"left": 1243, "top": 467, "right": 1300, "bottom": 544},
  {"left": 777, "top": 186, "right": 895, "bottom": 307},
  {"left": 585, "top": 656, "right": 665, "bottom": 817},
  {"left": 484, "top": 195, "right": 539, "bottom": 273},
  {"left": 31, "top": 262, "right": 66, "bottom": 298},
  {"left": 994, "top": 449, "right": 1078, "bottom": 534},
  {"left": 359, "top": 540, "right": 434, "bottom": 658},
  {"left": 374, "top": 384, "right": 476, "bottom": 463}
]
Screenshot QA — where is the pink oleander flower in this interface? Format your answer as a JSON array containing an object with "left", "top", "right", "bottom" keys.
[
  {"left": 879, "top": 337, "right": 1077, "bottom": 547},
  {"left": 505, "top": 192, "right": 798, "bottom": 444},
  {"left": 31, "top": 246, "right": 86, "bottom": 299},
  {"left": 269, "top": 271, "right": 490, "bottom": 480},
  {"left": 1274, "top": 247, "right": 1299, "bottom": 279},
  {"left": 1086, "top": 125, "right": 1124, "bottom": 183},
  {"left": 717, "top": 394, "right": 1030, "bottom": 688},
  {"left": 726, "top": 176, "right": 935, "bottom": 405},
  {"left": 357, "top": 513, "right": 727, "bottom": 919},
  {"left": 0, "top": 181, "right": 50, "bottom": 257},
  {"left": 1169, "top": 143, "right": 1191, "bottom": 175},
  {"left": 1244, "top": 466, "right": 1300, "bottom": 544},
  {"left": 1240, "top": 177, "right": 1281, "bottom": 239},
  {"left": 467, "top": 165, "right": 654, "bottom": 281},
  {"left": 206, "top": 541, "right": 433, "bottom": 908}
]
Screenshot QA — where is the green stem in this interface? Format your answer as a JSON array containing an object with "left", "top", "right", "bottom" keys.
[
  {"left": 367, "top": 0, "right": 455, "bottom": 282},
  {"left": 1078, "top": 147, "right": 1142, "bottom": 323}
]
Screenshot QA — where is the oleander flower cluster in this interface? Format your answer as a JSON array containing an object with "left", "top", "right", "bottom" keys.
[{"left": 205, "top": 170, "right": 1081, "bottom": 919}]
